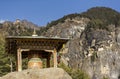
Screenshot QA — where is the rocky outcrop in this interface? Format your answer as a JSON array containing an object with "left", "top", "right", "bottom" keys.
[
  {"left": 42, "top": 17, "right": 90, "bottom": 38},
  {"left": 0, "top": 68, "right": 72, "bottom": 79},
  {"left": 42, "top": 16, "right": 120, "bottom": 79}
]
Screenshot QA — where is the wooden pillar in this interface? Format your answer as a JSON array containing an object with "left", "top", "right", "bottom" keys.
[
  {"left": 17, "top": 48, "right": 22, "bottom": 71},
  {"left": 53, "top": 48, "right": 57, "bottom": 68}
]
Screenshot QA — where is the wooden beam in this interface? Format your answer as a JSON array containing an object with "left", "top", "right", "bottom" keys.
[
  {"left": 21, "top": 49, "right": 30, "bottom": 52},
  {"left": 17, "top": 48, "right": 22, "bottom": 71},
  {"left": 53, "top": 48, "right": 57, "bottom": 68},
  {"left": 44, "top": 50, "right": 53, "bottom": 53}
]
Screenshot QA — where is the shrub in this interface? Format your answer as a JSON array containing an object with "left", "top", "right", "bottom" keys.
[{"left": 58, "top": 62, "right": 90, "bottom": 79}]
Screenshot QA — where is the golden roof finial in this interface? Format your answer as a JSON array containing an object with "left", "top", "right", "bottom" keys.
[{"left": 32, "top": 28, "right": 38, "bottom": 36}]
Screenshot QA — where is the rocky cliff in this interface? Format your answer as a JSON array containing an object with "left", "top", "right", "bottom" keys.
[{"left": 41, "top": 7, "right": 120, "bottom": 79}]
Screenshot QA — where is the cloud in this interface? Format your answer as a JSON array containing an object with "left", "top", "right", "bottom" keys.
[{"left": 0, "top": 19, "right": 5, "bottom": 23}]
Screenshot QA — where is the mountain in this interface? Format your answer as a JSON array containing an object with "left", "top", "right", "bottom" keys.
[
  {"left": 0, "top": 7, "right": 120, "bottom": 79},
  {"left": 41, "top": 7, "right": 120, "bottom": 79},
  {"left": 0, "top": 19, "right": 42, "bottom": 36}
]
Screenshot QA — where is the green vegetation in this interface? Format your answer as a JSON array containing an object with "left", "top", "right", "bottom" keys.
[
  {"left": 103, "top": 76, "right": 109, "bottom": 79},
  {"left": 82, "top": 7, "right": 120, "bottom": 22},
  {"left": 82, "top": 7, "right": 120, "bottom": 31},
  {"left": 59, "top": 63, "right": 90, "bottom": 79},
  {"left": 0, "top": 34, "right": 10, "bottom": 76},
  {"left": 45, "top": 7, "right": 120, "bottom": 32},
  {"left": 44, "top": 13, "right": 83, "bottom": 32}
]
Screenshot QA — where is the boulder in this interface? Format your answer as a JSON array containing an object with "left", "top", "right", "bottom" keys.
[{"left": 0, "top": 68, "right": 72, "bottom": 79}]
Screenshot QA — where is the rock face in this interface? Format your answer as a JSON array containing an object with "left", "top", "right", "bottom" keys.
[
  {"left": 0, "top": 68, "right": 72, "bottom": 79},
  {"left": 42, "top": 16, "right": 120, "bottom": 79},
  {"left": 42, "top": 17, "right": 89, "bottom": 38}
]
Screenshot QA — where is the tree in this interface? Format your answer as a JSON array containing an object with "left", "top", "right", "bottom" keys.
[{"left": 0, "top": 34, "right": 10, "bottom": 76}]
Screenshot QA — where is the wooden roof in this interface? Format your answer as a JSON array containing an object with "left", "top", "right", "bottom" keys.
[{"left": 5, "top": 36, "right": 69, "bottom": 54}]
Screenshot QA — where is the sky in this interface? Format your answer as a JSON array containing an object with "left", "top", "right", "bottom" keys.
[{"left": 0, "top": 0, "right": 120, "bottom": 26}]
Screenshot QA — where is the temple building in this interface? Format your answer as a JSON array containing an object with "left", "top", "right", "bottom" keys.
[{"left": 5, "top": 32, "right": 69, "bottom": 71}]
